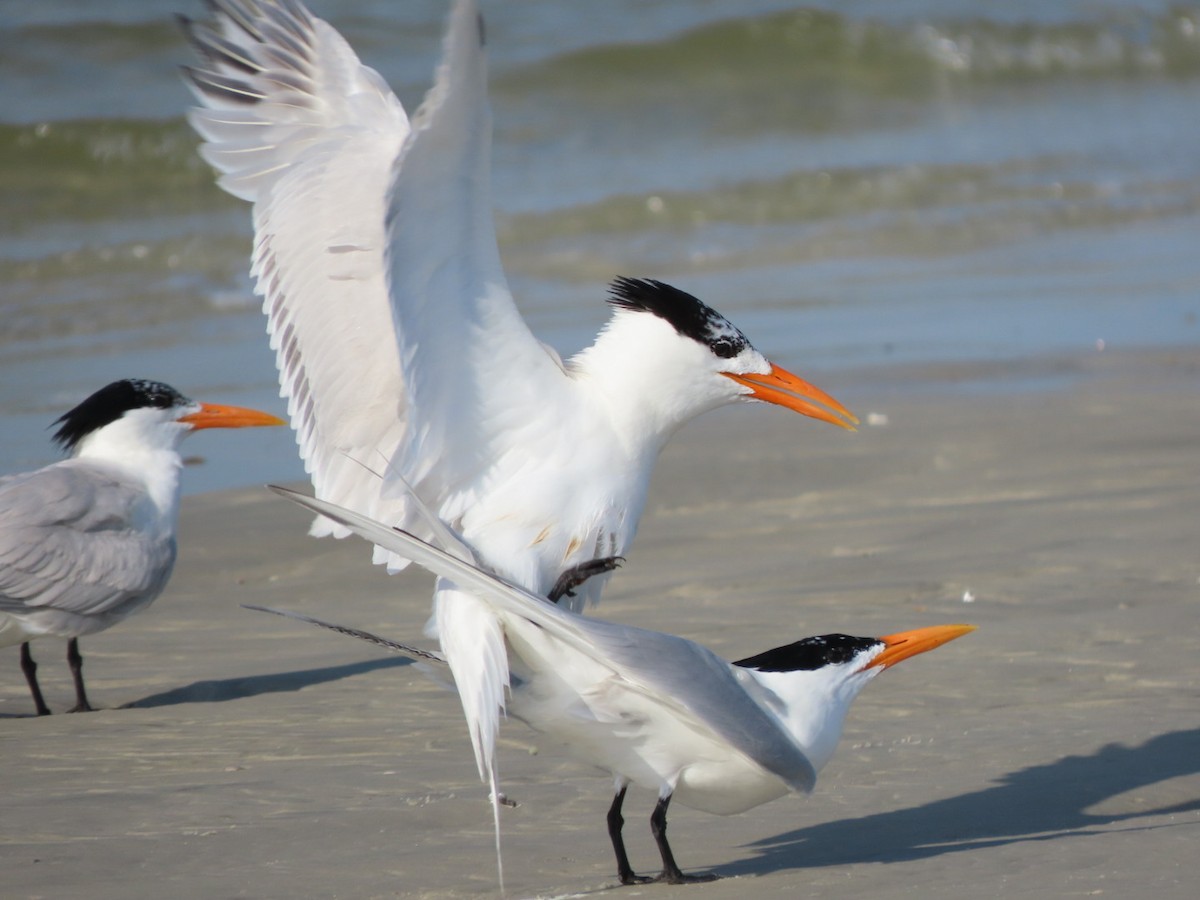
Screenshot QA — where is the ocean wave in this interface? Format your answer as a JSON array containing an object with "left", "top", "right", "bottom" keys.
[
  {"left": 499, "top": 5, "right": 1200, "bottom": 105},
  {"left": 0, "top": 118, "right": 249, "bottom": 345},
  {"left": 501, "top": 156, "right": 1187, "bottom": 239},
  {"left": 0, "top": 118, "right": 227, "bottom": 232},
  {"left": 909, "top": 6, "right": 1200, "bottom": 78},
  {"left": 498, "top": 156, "right": 1200, "bottom": 280}
]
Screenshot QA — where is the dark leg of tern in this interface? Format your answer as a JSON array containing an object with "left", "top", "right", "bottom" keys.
[
  {"left": 649, "top": 794, "right": 717, "bottom": 884},
  {"left": 608, "top": 785, "right": 652, "bottom": 885},
  {"left": 65, "top": 638, "right": 93, "bottom": 713},
  {"left": 547, "top": 556, "right": 623, "bottom": 605},
  {"left": 20, "top": 642, "right": 51, "bottom": 716}
]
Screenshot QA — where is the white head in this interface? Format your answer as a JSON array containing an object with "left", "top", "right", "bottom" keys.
[
  {"left": 735, "top": 625, "right": 976, "bottom": 774},
  {"left": 576, "top": 278, "right": 858, "bottom": 445}
]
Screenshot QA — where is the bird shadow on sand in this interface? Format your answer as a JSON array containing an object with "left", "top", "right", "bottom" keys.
[
  {"left": 123, "top": 656, "right": 414, "bottom": 709},
  {"left": 720, "top": 727, "right": 1200, "bottom": 877}
]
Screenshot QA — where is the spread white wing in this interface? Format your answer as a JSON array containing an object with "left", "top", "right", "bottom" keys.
[
  {"left": 380, "top": 0, "right": 571, "bottom": 531},
  {"left": 184, "top": 0, "right": 568, "bottom": 565}
]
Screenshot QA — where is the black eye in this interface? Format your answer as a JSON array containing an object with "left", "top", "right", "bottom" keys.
[{"left": 711, "top": 338, "right": 740, "bottom": 359}]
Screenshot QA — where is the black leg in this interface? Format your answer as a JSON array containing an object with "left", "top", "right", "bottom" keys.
[
  {"left": 547, "top": 556, "right": 623, "bottom": 605},
  {"left": 65, "top": 638, "right": 93, "bottom": 713},
  {"left": 19, "top": 642, "right": 51, "bottom": 716},
  {"left": 608, "top": 785, "right": 652, "bottom": 885},
  {"left": 649, "top": 794, "right": 718, "bottom": 885}
]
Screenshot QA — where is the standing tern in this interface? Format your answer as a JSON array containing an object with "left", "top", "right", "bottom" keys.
[
  {"left": 181, "top": 0, "right": 857, "bottom": 785},
  {"left": 258, "top": 487, "right": 974, "bottom": 886},
  {"left": 0, "top": 379, "right": 284, "bottom": 715}
]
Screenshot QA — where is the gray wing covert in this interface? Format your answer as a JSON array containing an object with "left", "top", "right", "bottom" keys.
[
  {"left": 0, "top": 465, "right": 177, "bottom": 618},
  {"left": 569, "top": 616, "right": 818, "bottom": 793}
]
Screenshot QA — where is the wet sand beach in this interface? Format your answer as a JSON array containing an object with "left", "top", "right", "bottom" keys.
[{"left": 2, "top": 346, "right": 1198, "bottom": 898}]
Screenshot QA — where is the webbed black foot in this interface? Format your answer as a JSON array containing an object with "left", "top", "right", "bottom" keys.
[
  {"left": 547, "top": 556, "right": 623, "bottom": 604},
  {"left": 647, "top": 794, "right": 716, "bottom": 885}
]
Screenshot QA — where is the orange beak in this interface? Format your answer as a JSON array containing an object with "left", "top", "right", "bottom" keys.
[
  {"left": 178, "top": 402, "right": 286, "bottom": 431},
  {"left": 723, "top": 363, "right": 858, "bottom": 431},
  {"left": 864, "top": 624, "right": 977, "bottom": 672}
]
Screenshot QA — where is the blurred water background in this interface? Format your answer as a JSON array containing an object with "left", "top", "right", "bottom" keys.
[{"left": 2, "top": 0, "right": 1199, "bottom": 492}]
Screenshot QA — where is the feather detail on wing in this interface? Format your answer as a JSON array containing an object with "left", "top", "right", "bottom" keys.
[
  {"left": 243, "top": 604, "right": 447, "bottom": 662},
  {"left": 381, "top": 0, "right": 572, "bottom": 531},
  {"left": 183, "top": 0, "right": 415, "bottom": 555},
  {"left": 0, "top": 465, "right": 176, "bottom": 640},
  {"left": 434, "top": 585, "right": 509, "bottom": 782},
  {"left": 371, "top": 0, "right": 572, "bottom": 793}
]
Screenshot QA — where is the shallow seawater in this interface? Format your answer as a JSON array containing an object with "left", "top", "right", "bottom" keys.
[{"left": 2, "top": 0, "right": 1199, "bottom": 491}]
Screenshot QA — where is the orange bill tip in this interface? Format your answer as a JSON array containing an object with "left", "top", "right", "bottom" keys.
[{"left": 723, "top": 362, "right": 858, "bottom": 431}]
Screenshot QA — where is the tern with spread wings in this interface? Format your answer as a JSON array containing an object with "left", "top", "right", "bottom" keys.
[
  {"left": 0, "top": 380, "right": 283, "bottom": 714},
  {"left": 182, "top": 0, "right": 857, "bottom": 785}
]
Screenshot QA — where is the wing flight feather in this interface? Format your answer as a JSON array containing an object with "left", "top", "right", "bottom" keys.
[
  {"left": 381, "top": 0, "right": 572, "bottom": 530},
  {"left": 184, "top": 0, "right": 414, "bottom": 550}
]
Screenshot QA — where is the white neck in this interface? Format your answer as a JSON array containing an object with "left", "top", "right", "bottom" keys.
[
  {"left": 745, "top": 666, "right": 880, "bottom": 774},
  {"left": 567, "top": 311, "right": 740, "bottom": 456},
  {"left": 73, "top": 413, "right": 189, "bottom": 530}
]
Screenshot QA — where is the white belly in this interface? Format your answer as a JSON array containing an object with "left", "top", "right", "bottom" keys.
[{"left": 454, "top": 452, "right": 649, "bottom": 605}]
